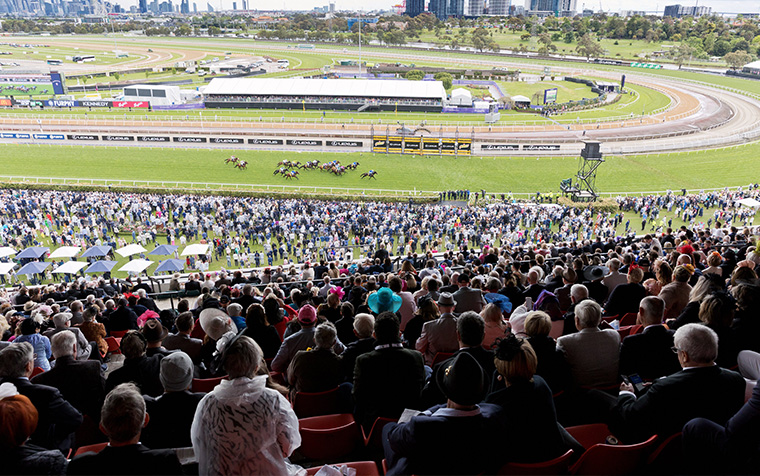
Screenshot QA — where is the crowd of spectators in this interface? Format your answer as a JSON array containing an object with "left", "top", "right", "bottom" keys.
[{"left": 1, "top": 185, "right": 760, "bottom": 474}]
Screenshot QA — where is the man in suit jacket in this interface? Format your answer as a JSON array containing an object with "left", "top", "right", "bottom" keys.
[
  {"left": 555, "top": 268, "right": 576, "bottom": 312},
  {"left": 232, "top": 284, "right": 256, "bottom": 314},
  {"left": 603, "top": 258, "right": 628, "bottom": 297},
  {"left": 136, "top": 288, "right": 159, "bottom": 313},
  {"left": 43, "top": 312, "right": 92, "bottom": 360},
  {"left": 67, "top": 383, "right": 183, "bottom": 475},
  {"left": 619, "top": 296, "right": 680, "bottom": 381},
  {"left": 453, "top": 274, "right": 486, "bottom": 314},
  {"left": 354, "top": 312, "right": 426, "bottom": 431},
  {"left": 141, "top": 352, "right": 204, "bottom": 450},
  {"left": 0, "top": 342, "right": 82, "bottom": 453},
  {"left": 557, "top": 299, "right": 620, "bottom": 389},
  {"left": 683, "top": 381, "right": 760, "bottom": 474},
  {"left": 416, "top": 293, "right": 459, "bottom": 366},
  {"left": 384, "top": 352, "right": 507, "bottom": 476},
  {"left": 105, "top": 298, "right": 139, "bottom": 333},
  {"left": 604, "top": 267, "right": 647, "bottom": 317},
  {"left": 421, "top": 312, "right": 496, "bottom": 407},
  {"left": 32, "top": 332, "right": 105, "bottom": 421},
  {"left": 608, "top": 324, "right": 746, "bottom": 444},
  {"left": 162, "top": 312, "right": 203, "bottom": 364},
  {"left": 521, "top": 269, "right": 547, "bottom": 304}
]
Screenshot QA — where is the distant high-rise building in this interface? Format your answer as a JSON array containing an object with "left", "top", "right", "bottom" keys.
[
  {"left": 207, "top": 1, "right": 213, "bottom": 11},
  {"left": 405, "top": 0, "right": 423, "bottom": 16},
  {"left": 663, "top": 4, "right": 711, "bottom": 17},
  {"left": 467, "top": 0, "right": 483, "bottom": 16},
  {"left": 138, "top": 0, "right": 147, "bottom": 12},
  {"left": 558, "top": 0, "right": 575, "bottom": 16},
  {"left": 329, "top": 2, "right": 334, "bottom": 12},
  {"left": 193, "top": 1, "right": 196, "bottom": 10},
  {"left": 488, "top": 0, "right": 508, "bottom": 15},
  {"left": 528, "top": 0, "right": 558, "bottom": 16},
  {"left": 232, "top": 1, "right": 235, "bottom": 8}
]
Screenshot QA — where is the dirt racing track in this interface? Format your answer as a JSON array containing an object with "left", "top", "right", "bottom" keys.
[{"left": 1, "top": 69, "right": 759, "bottom": 156}]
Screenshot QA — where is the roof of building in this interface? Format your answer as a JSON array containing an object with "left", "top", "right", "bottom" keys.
[
  {"left": 743, "top": 60, "right": 760, "bottom": 70},
  {"left": 203, "top": 78, "right": 447, "bottom": 100}
]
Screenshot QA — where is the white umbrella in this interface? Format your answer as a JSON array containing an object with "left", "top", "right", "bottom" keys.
[
  {"left": 0, "top": 247, "right": 16, "bottom": 258},
  {"left": 52, "top": 261, "right": 88, "bottom": 274},
  {"left": 115, "top": 244, "right": 148, "bottom": 258},
  {"left": 0, "top": 262, "right": 16, "bottom": 275},
  {"left": 118, "top": 259, "right": 153, "bottom": 274},
  {"left": 48, "top": 246, "right": 82, "bottom": 259},
  {"left": 181, "top": 244, "right": 210, "bottom": 256}
]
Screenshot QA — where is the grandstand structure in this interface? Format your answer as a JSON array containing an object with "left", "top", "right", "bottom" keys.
[{"left": 203, "top": 78, "right": 447, "bottom": 112}]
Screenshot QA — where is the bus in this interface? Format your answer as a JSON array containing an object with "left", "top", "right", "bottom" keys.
[
  {"left": 277, "top": 59, "right": 289, "bottom": 69},
  {"left": 72, "top": 55, "right": 95, "bottom": 63},
  {"left": 46, "top": 59, "right": 62, "bottom": 65}
]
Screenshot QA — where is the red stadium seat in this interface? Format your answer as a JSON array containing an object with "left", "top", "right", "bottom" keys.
[
  {"left": 191, "top": 375, "right": 227, "bottom": 393},
  {"left": 105, "top": 337, "right": 121, "bottom": 355},
  {"left": 617, "top": 326, "right": 633, "bottom": 339},
  {"left": 30, "top": 367, "right": 45, "bottom": 378},
  {"left": 73, "top": 442, "right": 108, "bottom": 457},
  {"left": 619, "top": 313, "right": 638, "bottom": 327},
  {"left": 646, "top": 433, "right": 682, "bottom": 474},
  {"left": 565, "top": 424, "right": 616, "bottom": 450},
  {"left": 305, "top": 461, "right": 381, "bottom": 476},
  {"left": 292, "top": 387, "right": 342, "bottom": 418},
  {"left": 432, "top": 352, "right": 455, "bottom": 366},
  {"left": 569, "top": 435, "right": 658, "bottom": 475},
  {"left": 109, "top": 330, "right": 128, "bottom": 338},
  {"left": 362, "top": 417, "right": 398, "bottom": 449},
  {"left": 498, "top": 449, "right": 575, "bottom": 475},
  {"left": 298, "top": 413, "right": 363, "bottom": 461}
]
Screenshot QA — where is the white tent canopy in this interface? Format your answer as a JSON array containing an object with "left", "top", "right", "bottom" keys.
[
  {"left": 0, "top": 263, "right": 16, "bottom": 275},
  {"left": 181, "top": 244, "right": 210, "bottom": 256},
  {"left": 450, "top": 88, "right": 473, "bottom": 107},
  {"left": 52, "top": 261, "right": 88, "bottom": 274},
  {"left": 116, "top": 244, "right": 147, "bottom": 258},
  {"left": 118, "top": 259, "right": 153, "bottom": 273},
  {"left": 737, "top": 198, "right": 760, "bottom": 208},
  {"left": 0, "top": 247, "right": 16, "bottom": 258},
  {"left": 511, "top": 95, "right": 531, "bottom": 103},
  {"left": 48, "top": 246, "right": 81, "bottom": 259},
  {"left": 204, "top": 78, "right": 447, "bottom": 102}
]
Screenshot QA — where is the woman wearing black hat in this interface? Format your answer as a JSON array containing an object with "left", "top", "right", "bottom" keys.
[{"left": 485, "top": 335, "right": 570, "bottom": 464}]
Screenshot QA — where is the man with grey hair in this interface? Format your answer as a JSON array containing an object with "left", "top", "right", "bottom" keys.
[
  {"left": 619, "top": 296, "right": 680, "bottom": 380},
  {"left": 136, "top": 288, "right": 159, "bottom": 313},
  {"left": 561, "top": 284, "right": 590, "bottom": 336},
  {"left": 226, "top": 302, "right": 245, "bottom": 330},
  {"left": 608, "top": 324, "right": 745, "bottom": 443},
  {"left": 557, "top": 299, "right": 620, "bottom": 389},
  {"left": 287, "top": 322, "right": 342, "bottom": 396},
  {"left": 0, "top": 342, "right": 82, "bottom": 452},
  {"left": 603, "top": 258, "right": 628, "bottom": 297},
  {"left": 340, "top": 313, "right": 376, "bottom": 382},
  {"left": 32, "top": 332, "right": 106, "bottom": 421},
  {"left": 69, "top": 300, "right": 84, "bottom": 325},
  {"left": 43, "top": 312, "right": 92, "bottom": 360},
  {"left": 67, "top": 383, "right": 183, "bottom": 475}
]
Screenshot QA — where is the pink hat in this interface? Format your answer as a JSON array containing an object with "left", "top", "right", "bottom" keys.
[{"left": 298, "top": 304, "right": 317, "bottom": 325}]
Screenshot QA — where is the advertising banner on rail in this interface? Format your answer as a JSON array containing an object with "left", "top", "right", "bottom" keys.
[
  {"left": 286, "top": 139, "right": 322, "bottom": 147},
  {"left": 457, "top": 139, "right": 472, "bottom": 156},
  {"left": 441, "top": 139, "right": 457, "bottom": 155},
  {"left": 373, "top": 135, "right": 471, "bottom": 156},
  {"left": 67, "top": 134, "right": 98, "bottom": 141},
  {"left": 522, "top": 144, "right": 561, "bottom": 151},
  {"left": 138, "top": 136, "right": 171, "bottom": 143},
  {"left": 210, "top": 137, "right": 244, "bottom": 144},
  {"left": 372, "top": 136, "right": 387, "bottom": 153},
  {"left": 113, "top": 101, "right": 149, "bottom": 109},
  {"left": 326, "top": 140, "right": 362, "bottom": 148},
  {"left": 387, "top": 137, "right": 403, "bottom": 153},
  {"left": 249, "top": 138, "right": 284, "bottom": 145},
  {"left": 423, "top": 138, "right": 440, "bottom": 153},
  {"left": 403, "top": 137, "right": 421, "bottom": 152},
  {"left": 481, "top": 144, "right": 520, "bottom": 151}
]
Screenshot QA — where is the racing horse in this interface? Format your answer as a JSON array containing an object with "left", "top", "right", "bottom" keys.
[
  {"left": 225, "top": 156, "right": 239, "bottom": 164},
  {"left": 273, "top": 167, "right": 287, "bottom": 176},
  {"left": 360, "top": 170, "right": 378, "bottom": 179},
  {"left": 234, "top": 161, "right": 248, "bottom": 170},
  {"left": 283, "top": 170, "right": 300, "bottom": 180},
  {"left": 302, "top": 160, "right": 320, "bottom": 170},
  {"left": 346, "top": 162, "right": 360, "bottom": 170}
]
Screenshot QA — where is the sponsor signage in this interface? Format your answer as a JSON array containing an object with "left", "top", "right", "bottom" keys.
[
  {"left": 388, "top": 137, "right": 403, "bottom": 153},
  {"left": 137, "top": 136, "right": 171, "bottom": 143},
  {"left": 481, "top": 144, "right": 519, "bottom": 151},
  {"left": 1, "top": 132, "right": 30, "bottom": 139},
  {"left": 67, "top": 134, "right": 98, "bottom": 141},
  {"left": 0, "top": 99, "right": 12, "bottom": 107},
  {"left": 45, "top": 99, "right": 76, "bottom": 108},
  {"left": 457, "top": 139, "right": 472, "bottom": 155},
  {"left": 326, "top": 140, "right": 362, "bottom": 148},
  {"left": 248, "top": 138, "right": 283, "bottom": 145},
  {"left": 404, "top": 137, "right": 421, "bottom": 151},
  {"left": 80, "top": 100, "right": 112, "bottom": 108},
  {"left": 113, "top": 101, "right": 149, "bottom": 109},
  {"left": 423, "top": 139, "right": 440, "bottom": 152},
  {"left": 372, "top": 136, "right": 386, "bottom": 152},
  {"left": 33, "top": 134, "right": 64, "bottom": 140},
  {"left": 102, "top": 135, "right": 134, "bottom": 142},
  {"left": 50, "top": 72, "right": 66, "bottom": 95},
  {"left": 173, "top": 137, "right": 206, "bottom": 143},
  {"left": 441, "top": 139, "right": 457, "bottom": 155},
  {"left": 523, "top": 144, "right": 560, "bottom": 151},
  {"left": 15, "top": 99, "right": 44, "bottom": 107},
  {"left": 210, "top": 137, "right": 244, "bottom": 144},
  {"left": 286, "top": 139, "right": 322, "bottom": 146}
]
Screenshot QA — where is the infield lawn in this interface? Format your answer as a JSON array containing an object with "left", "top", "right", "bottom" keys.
[{"left": 1, "top": 142, "right": 757, "bottom": 196}]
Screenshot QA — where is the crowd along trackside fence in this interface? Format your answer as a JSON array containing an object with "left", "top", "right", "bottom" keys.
[{"left": 0, "top": 174, "right": 756, "bottom": 200}]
